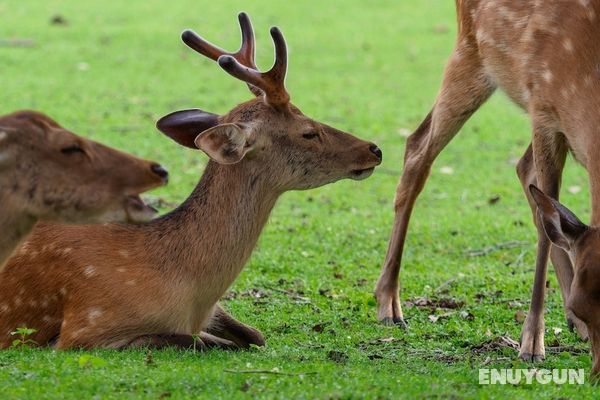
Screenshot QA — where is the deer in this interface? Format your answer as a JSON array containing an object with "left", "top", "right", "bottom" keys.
[
  {"left": 374, "top": 0, "right": 600, "bottom": 367},
  {"left": 0, "top": 13, "right": 382, "bottom": 351},
  {"left": 0, "top": 110, "right": 168, "bottom": 269},
  {"left": 529, "top": 186, "right": 600, "bottom": 376}
]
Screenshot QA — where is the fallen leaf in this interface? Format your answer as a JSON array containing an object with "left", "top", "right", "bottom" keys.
[
  {"left": 488, "top": 195, "right": 501, "bottom": 205},
  {"left": 327, "top": 350, "right": 348, "bottom": 364},
  {"left": 460, "top": 310, "right": 475, "bottom": 320}
]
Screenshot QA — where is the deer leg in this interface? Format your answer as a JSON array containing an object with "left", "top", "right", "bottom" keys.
[
  {"left": 205, "top": 303, "right": 265, "bottom": 348},
  {"left": 127, "top": 333, "right": 206, "bottom": 350},
  {"left": 375, "top": 47, "right": 496, "bottom": 326},
  {"left": 516, "top": 144, "right": 588, "bottom": 340},
  {"left": 518, "top": 127, "right": 567, "bottom": 362}
]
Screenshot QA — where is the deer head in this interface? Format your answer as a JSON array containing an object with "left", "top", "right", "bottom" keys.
[
  {"left": 157, "top": 13, "right": 382, "bottom": 191},
  {"left": 529, "top": 185, "right": 600, "bottom": 376},
  {"left": 0, "top": 110, "right": 168, "bottom": 224}
]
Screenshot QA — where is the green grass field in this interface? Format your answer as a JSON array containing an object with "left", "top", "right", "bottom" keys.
[{"left": 0, "top": 0, "right": 595, "bottom": 398}]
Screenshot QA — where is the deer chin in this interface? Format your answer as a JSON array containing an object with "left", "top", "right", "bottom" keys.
[
  {"left": 96, "top": 195, "right": 158, "bottom": 224},
  {"left": 349, "top": 167, "right": 375, "bottom": 180},
  {"left": 123, "top": 195, "right": 159, "bottom": 223}
]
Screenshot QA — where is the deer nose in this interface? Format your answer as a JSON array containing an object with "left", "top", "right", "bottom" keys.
[
  {"left": 151, "top": 164, "right": 169, "bottom": 181},
  {"left": 369, "top": 144, "right": 383, "bottom": 161}
]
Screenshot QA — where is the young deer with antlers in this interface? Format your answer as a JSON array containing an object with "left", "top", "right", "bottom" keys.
[
  {"left": 0, "top": 13, "right": 381, "bottom": 350},
  {"left": 375, "top": 0, "right": 600, "bottom": 367},
  {"left": 0, "top": 110, "right": 168, "bottom": 269}
]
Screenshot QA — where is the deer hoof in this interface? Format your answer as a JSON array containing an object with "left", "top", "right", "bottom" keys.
[
  {"left": 519, "top": 352, "right": 545, "bottom": 363},
  {"left": 380, "top": 317, "right": 408, "bottom": 329}
]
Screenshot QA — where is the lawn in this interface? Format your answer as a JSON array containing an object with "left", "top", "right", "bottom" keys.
[{"left": 0, "top": 0, "right": 594, "bottom": 398}]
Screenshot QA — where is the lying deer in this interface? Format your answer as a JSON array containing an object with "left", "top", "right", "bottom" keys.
[
  {"left": 0, "top": 13, "right": 382, "bottom": 350},
  {"left": 375, "top": 0, "right": 600, "bottom": 363},
  {"left": 0, "top": 110, "right": 168, "bottom": 269}
]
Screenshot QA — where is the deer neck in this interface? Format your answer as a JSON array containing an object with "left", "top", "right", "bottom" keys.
[{"left": 147, "top": 161, "right": 279, "bottom": 288}]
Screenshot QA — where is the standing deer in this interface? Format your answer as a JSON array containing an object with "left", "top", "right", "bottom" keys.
[
  {"left": 0, "top": 110, "right": 168, "bottom": 269},
  {"left": 0, "top": 13, "right": 382, "bottom": 350},
  {"left": 375, "top": 0, "right": 600, "bottom": 365}
]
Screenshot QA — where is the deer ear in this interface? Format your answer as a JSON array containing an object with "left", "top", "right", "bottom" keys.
[
  {"left": 194, "top": 123, "right": 253, "bottom": 164},
  {"left": 156, "top": 109, "right": 220, "bottom": 149},
  {"left": 529, "top": 185, "right": 588, "bottom": 251}
]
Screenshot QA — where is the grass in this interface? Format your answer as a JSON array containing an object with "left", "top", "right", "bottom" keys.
[{"left": 0, "top": 0, "right": 594, "bottom": 398}]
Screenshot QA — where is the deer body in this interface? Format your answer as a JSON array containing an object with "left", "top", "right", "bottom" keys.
[
  {"left": 376, "top": 0, "right": 600, "bottom": 366},
  {"left": 0, "top": 110, "right": 168, "bottom": 270},
  {"left": 0, "top": 14, "right": 381, "bottom": 350}
]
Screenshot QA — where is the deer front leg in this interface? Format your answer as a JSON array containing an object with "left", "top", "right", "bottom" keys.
[
  {"left": 126, "top": 332, "right": 237, "bottom": 351},
  {"left": 375, "top": 45, "right": 496, "bottom": 326},
  {"left": 205, "top": 303, "right": 265, "bottom": 348},
  {"left": 518, "top": 126, "right": 567, "bottom": 362},
  {"left": 127, "top": 334, "right": 206, "bottom": 350},
  {"left": 516, "top": 144, "right": 588, "bottom": 340}
]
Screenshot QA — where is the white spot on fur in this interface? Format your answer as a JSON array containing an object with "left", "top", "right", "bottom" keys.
[
  {"left": 42, "top": 315, "right": 54, "bottom": 323},
  {"left": 59, "top": 287, "right": 67, "bottom": 296},
  {"left": 562, "top": 38, "right": 573, "bottom": 52},
  {"left": 87, "top": 308, "right": 103, "bottom": 323},
  {"left": 116, "top": 268, "right": 126, "bottom": 273},
  {"left": 0, "top": 303, "right": 9, "bottom": 313},
  {"left": 14, "top": 297, "right": 22, "bottom": 306},
  {"left": 28, "top": 300, "right": 37, "bottom": 307},
  {"left": 119, "top": 250, "right": 130, "bottom": 258},
  {"left": 62, "top": 248, "right": 72, "bottom": 255},
  {"left": 126, "top": 280, "right": 137, "bottom": 286},
  {"left": 83, "top": 265, "right": 96, "bottom": 277},
  {"left": 542, "top": 70, "right": 553, "bottom": 83},
  {"left": 0, "top": 131, "right": 7, "bottom": 141}
]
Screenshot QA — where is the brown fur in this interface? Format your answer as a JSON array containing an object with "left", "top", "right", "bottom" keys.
[
  {"left": 0, "top": 110, "right": 168, "bottom": 269},
  {"left": 375, "top": 0, "right": 600, "bottom": 367},
  {"left": 0, "top": 19, "right": 382, "bottom": 350}
]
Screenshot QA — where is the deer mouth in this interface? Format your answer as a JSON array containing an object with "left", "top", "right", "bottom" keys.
[
  {"left": 124, "top": 194, "right": 158, "bottom": 223},
  {"left": 350, "top": 167, "right": 375, "bottom": 180}
]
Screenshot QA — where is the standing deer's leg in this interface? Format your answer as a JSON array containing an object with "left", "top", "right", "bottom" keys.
[
  {"left": 375, "top": 46, "right": 496, "bottom": 326},
  {"left": 516, "top": 144, "right": 588, "bottom": 340},
  {"left": 205, "top": 303, "right": 265, "bottom": 348},
  {"left": 518, "top": 126, "right": 567, "bottom": 362}
]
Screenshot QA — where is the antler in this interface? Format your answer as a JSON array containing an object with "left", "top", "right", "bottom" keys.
[
  {"left": 182, "top": 12, "right": 261, "bottom": 97},
  {"left": 182, "top": 13, "right": 290, "bottom": 110}
]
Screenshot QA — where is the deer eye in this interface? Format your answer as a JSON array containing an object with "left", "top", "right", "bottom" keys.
[
  {"left": 302, "top": 132, "right": 319, "bottom": 140},
  {"left": 61, "top": 145, "right": 85, "bottom": 155}
]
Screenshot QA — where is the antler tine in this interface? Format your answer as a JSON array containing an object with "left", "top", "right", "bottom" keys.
[
  {"left": 182, "top": 12, "right": 260, "bottom": 95},
  {"left": 181, "top": 13, "right": 255, "bottom": 66},
  {"left": 217, "top": 26, "right": 290, "bottom": 109},
  {"left": 181, "top": 29, "right": 227, "bottom": 62},
  {"left": 235, "top": 12, "right": 257, "bottom": 69}
]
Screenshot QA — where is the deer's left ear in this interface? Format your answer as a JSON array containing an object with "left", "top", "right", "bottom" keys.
[
  {"left": 529, "top": 185, "right": 588, "bottom": 251},
  {"left": 194, "top": 123, "right": 254, "bottom": 164},
  {"left": 156, "top": 109, "right": 220, "bottom": 149}
]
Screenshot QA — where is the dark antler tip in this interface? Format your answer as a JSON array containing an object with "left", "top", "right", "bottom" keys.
[
  {"left": 181, "top": 29, "right": 195, "bottom": 42},
  {"left": 270, "top": 26, "right": 281, "bottom": 35},
  {"left": 217, "top": 55, "right": 235, "bottom": 67},
  {"left": 238, "top": 11, "right": 248, "bottom": 19}
]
